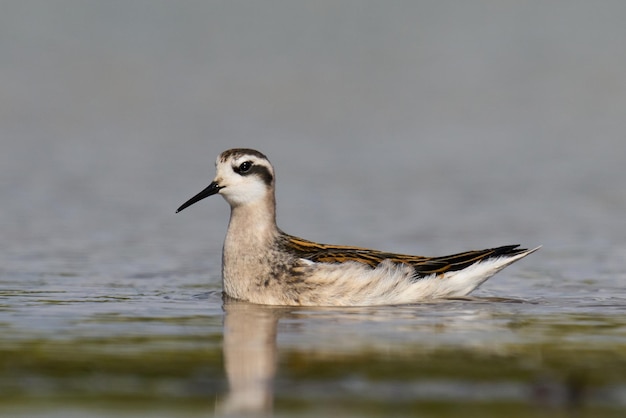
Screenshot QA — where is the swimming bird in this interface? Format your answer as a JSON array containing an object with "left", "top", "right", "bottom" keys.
[{"left": 176, "top": 148, "right": 538, "bottom": 306}]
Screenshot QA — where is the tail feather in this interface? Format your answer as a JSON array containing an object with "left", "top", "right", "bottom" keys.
[
  {"left": 408, "top": 245, "right": 540, "bottom": 298},
  {"left": 411, "top": 245, "right": 540, "bottom": 277}
]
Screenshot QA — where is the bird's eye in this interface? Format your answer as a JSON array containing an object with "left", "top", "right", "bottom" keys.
[{"left": 238, "top": 161, "right": 252, "bottom": 173}]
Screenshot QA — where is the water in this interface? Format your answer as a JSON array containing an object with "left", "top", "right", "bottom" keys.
[{"left": 2, "top": 1, "right": 626, "bottom": 417}]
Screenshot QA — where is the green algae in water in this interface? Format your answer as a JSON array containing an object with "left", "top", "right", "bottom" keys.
[{"left": 2, "top": 303, "right": 626, "bottom": 417}]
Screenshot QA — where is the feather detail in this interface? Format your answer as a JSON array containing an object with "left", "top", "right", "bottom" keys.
[{"left": 283, "top": 235, "right": 533, "bottom": 278}]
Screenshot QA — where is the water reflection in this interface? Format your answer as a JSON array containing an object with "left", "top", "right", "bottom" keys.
[
  {"left": 214, "top": 297, "right": 516, "bottom": 415},
  {"left": 216, "top": 297, "right": 287, "bottom": 415},
  {"left": 213, "top": 296, "right": 626, "bottom": 416}
]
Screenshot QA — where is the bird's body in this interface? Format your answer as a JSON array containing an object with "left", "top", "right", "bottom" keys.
[{"left": 177, "top": 148, "right": 538, "bottom": 306}]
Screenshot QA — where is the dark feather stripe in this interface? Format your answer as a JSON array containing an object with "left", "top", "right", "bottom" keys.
[
  {"left": 282, "top": 235, "right": 528, "bottom": 276},
  {"left": 219, "top": 148, "right": 268, "bottom": 162},
  {"left": 244, "top": 164, "right": 274, "bottom": 185}
]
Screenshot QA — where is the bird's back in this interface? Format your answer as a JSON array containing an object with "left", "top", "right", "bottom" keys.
[{"left": 283, "top": 234, "right": 531, "bottom": 279}]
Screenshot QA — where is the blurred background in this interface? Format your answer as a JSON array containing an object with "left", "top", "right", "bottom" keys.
[
  {"left": 3, "top": 0, "right": 626, "bottom": 259},
  {"left": 1, "top": 1, "right": 626, "bottom": 417},
  {"left": 0, "top": 1, "right": 626, "bottom": 264}
]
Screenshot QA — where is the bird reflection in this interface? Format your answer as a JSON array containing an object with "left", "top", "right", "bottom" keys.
[{"left": 216, "top": 296, "right": 286, "bottom": 416}]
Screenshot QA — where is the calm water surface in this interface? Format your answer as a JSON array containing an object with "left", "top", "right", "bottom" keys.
[
  {"left": 2, "top": 270, "right": 626, "bottom": 417},
  {"left": 2, "top": 2, "right": 626, "bottom": 417}
]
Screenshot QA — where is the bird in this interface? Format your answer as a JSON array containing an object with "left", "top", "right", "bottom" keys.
[{"left": 176, "top": 148, "right": 539, "bottom": 306}]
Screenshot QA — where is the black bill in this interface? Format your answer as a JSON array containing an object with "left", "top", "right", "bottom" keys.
[{"left": 176, "top": 181, "right": 223, "bottom": 213}]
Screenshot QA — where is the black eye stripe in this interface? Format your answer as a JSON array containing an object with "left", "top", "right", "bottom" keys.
[
  {"left": 233, "top": 161, "right": 273, "bottom": 185},
  {"left": 250, "top": 165, "right": 274, "bottom": 185}
]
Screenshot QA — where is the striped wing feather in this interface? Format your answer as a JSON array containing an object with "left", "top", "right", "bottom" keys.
[{"left": 284, "top": 235, "right": 527, "bottom": 277}]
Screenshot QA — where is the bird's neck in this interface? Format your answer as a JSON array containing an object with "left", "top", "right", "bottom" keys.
[
  {"left": 224, "top": 194, "right": 280, "bottom": 254},
  {"left": 222, "top": 195, "right": 282, "bottom": 300}
]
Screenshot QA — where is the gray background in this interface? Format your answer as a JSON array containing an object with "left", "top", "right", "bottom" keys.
[{"left": 2, "top": 2, "right": 624, "bottom": 271}]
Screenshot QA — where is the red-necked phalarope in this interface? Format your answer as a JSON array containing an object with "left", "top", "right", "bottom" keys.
[{"left": 177, "top": 148, "right": 539, "bottom": 306}]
